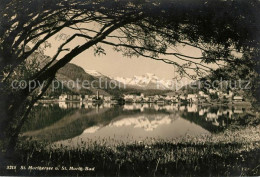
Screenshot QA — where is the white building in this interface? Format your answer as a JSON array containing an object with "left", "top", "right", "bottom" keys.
[
  {"left": 104, "top": 96, "right": 112, "bottom": 102},
  {"left": 198, "top": 91, "right": 206, "bottom": 97},
  {"left": 233, "top": 96, "right": 243, "bottom": 101},
  {"left": 59, "top": 94, "right": 67, "bottom": 101},
  {"left": 179, "top": 95, "right": 186, "bottom": 100},
  {"left": 134, "top": 95, "right": 142, "bottom": 102},
  {"left": 165, "top": 95, "right": 172, "bottom": 101},
  {"left": 209, "top": 89, "right": 216, "bottom": 94},
  {"left": 143, "top": 97, "right": 150, "bottom": 102},
  {"left": 187, "top": 94, "right": 198, "bottom": 102},
  {"left": 229, "top": 91, "right": 234, "bottom": 97}
]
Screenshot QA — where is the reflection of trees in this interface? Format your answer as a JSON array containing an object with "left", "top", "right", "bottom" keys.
[
  {"left": 22, "top": 107, "right": 118, "bottom": 142},
  {"left": 22, "top": 104, "right": 78, "bottom": 132},
  {"left": 180, "top": 111, "right": 224, "bottom": 133},
  {"left": 22, "top": 106, "right": 173, "bottom": 142},
  {"left": 22, "top": 103, "right": 258, "bottom": 143},
  {"left": 180, "top": 106, "right": 256, "bottom": 133}
]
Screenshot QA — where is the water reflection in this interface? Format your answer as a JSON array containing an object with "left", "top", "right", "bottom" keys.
[
  {"left": 22, "top": 102, "right": 253, "bottom": 144},
  {"left": 57, "top": 115, "right": 209, "bottom": 146}
]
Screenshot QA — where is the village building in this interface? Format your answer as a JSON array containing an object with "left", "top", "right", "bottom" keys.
[
  {"left": 157, "top": 98, "right": 165, "bottom": 105},
  {"left": 198, "top": 91, "right": 206, "bottom": 97},
  {"left": 187, "top": 94, "right": 198, "bottom": 102},
  {"left": 124, "top": 94, "right": 136, "bottom": 103},
  {"left": 59, "top": 94, "right": 67, "bottom": 101},
  {"left": 67, "top": 94, "right": 81, "bottom": 101},
  {"left": 143, "top": 97, "right": 150, "bottom": 102},
  {"left": 134, "top": 95, "right": 142, "bottom": 103},
  {"left": 233, "top": 96, "right": 243, "bottom": 102},
  {"left": 208, "top": 89, "right": 217, "bottom": 94},
  {"left": 104, "top": 96, "right": 112, "bottom": 102}
]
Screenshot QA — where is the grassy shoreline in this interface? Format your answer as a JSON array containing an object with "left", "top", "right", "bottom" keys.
[{"left": 1, "top": 125, "right": 260, "bottom": 176}]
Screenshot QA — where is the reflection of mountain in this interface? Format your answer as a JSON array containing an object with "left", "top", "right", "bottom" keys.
[
  {"left": 109, "top": 114, "right": 175, "bottom": 131},
  {"left": 83, "top": 126, "right": 100, "bottom": 133},
  {"left": 57, "top": 114, "right": 210, "bottom": 146},
  {"left": 22, "top": 103, "right": 250, "bottom": 143},
  {"left": 81, "top": 114, "right": 175, "bottom": 134},
  {"left": 22, "top": 106, "right": 172, "bottom": 142}
]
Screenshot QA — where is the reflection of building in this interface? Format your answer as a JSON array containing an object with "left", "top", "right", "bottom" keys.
[
  {"left": 199, "top": 109, "right": 205, "bottom": 116},
  {"left": 212, "top": 119, "right": 220, "bottom": 126},
  {"left": 103, "top": 103, "right": 112, "bottom": 108},
  {"left": 206, "top": 113, "right": 217, "bottom": 121},
  {"left": 67, "top": 102, "right": 82, "bottom": 108},
  {"left": 104, "top": 96, "right": 112, "bottom": 102},
  {"left": 58, "top": 101, "right": 67, "bottom": 109},
  {"left": 217, "top": 110, "right": 223, "bottom": 116},
  {"left": 84, "top": 95, "right": 90, "bottom": 102},
  {"left": 164, "top": 104, "right": 175, "bottom": 111},
  {"left": 187, "top": 104, "right": 198, "bottom": 112},
  {"left": 221, "top": 109, "right": 233, "bottom": 119},
  {"left": 234, "top": 107, "right": 243, "bottom": 114},
  {"left": 123, "top": 103, "right": 142, "bottom": 111},
  {"left": 140, "top": 104, "right": 150, "bottom": 112},
  {"left": 179, "top": 105, "right": 186, "bottom": 111},
  {"left": 179, "top": 95, "right": 186, "bottom": 100}
]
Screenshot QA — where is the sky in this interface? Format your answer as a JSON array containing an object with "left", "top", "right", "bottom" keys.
[{"left": 44, "top": 26, "right": 212, "bottom": 80}]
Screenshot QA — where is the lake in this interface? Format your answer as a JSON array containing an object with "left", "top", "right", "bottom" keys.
[{"left": 22, "top": 102, "right": 252, "bottom": 146}]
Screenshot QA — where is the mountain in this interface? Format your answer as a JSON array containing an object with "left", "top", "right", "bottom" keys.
[
  {"left": 84, "top": 70, "right": 174, "bottom": 91},
  {"left": 112, "top": 73, "right": 174, "bottom": 90},
  {"left": 29, "top": 49, "right": 173, "bottom": 95},
  {"left": 56, "top": 63, "right": 117, "bottom": 96},
  {"left": 85, "top": 69, "right": 106, "bottom": 78},
  {"left": 34, "top": 56, "right": 114, "bottom": 96}
]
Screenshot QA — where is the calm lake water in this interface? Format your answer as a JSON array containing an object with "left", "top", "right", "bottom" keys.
[{"left": 22, "top": 102, "right": 252, "bottom": 146}]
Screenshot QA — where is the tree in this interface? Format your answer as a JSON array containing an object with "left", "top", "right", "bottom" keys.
[{"left": 0, "top": 0, "right": 259, "bottom": 150}]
